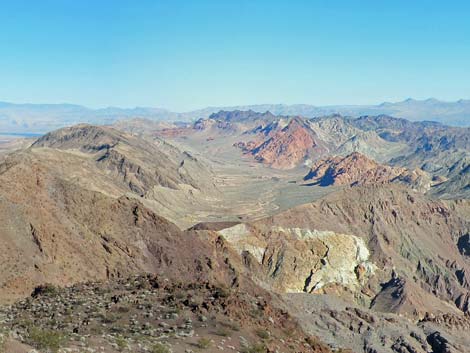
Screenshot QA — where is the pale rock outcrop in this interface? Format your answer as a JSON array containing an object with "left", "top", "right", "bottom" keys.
[{"left": 218, "top": 224, "right": 376, "bottom": 294}]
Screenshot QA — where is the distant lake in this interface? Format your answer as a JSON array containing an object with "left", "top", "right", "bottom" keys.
[{"left": 0, "top": 132, "right": 43, "bottom": 138}]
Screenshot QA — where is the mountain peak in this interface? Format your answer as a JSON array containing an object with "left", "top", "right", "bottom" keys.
[{"left": 32, "top": 124, "right": 124, "bottom": 151}]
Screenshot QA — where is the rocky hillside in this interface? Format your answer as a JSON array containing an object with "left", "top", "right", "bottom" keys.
[
  {"left": 27, "top": 124, "right": 220, "bottom": 226},
  {"left": 33, "top": 124, "right": 215, "bottom": 193},
  {"left": 240, "top": 118, "right": 326, "bottom": 169},
  {"left": 249, "top": 185, "right": 470, "bottom": 318},
  {"left": 201, "top": 185, "right": 470, "bottom": 352},
  {"left": 0, "top": 275, "right": 331, "bottom": 353},
  {"left": 0, "top": 150, "right": 225, "bottom": 302},
  {"left": 303, "top": 152, "right": 432, "bottom": 192},
  {"left": 0, "top": 127, "right": 336, "bottom": 352}
]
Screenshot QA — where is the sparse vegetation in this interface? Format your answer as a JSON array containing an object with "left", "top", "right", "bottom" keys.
[
  {"left": 0, "top": 330, "right": 6, "bottom": 353},
  {"left": 115, "top": 335, "right": 128, "bottom": 351},
  {"left": 0, "top": 275, "right": 314, "bottom": 353},
  {"left": 28, "top": 327, "right": 66, "bottom": 353},
  {"left": 214, "top": 327, "right": 230, "bottom": 336},
  {"left": 255, "top": 328, "right": 270, "bottom": 340},
  {"left": 249, "top": 308, "right": 263, "bottom": 318},
  {"left": 196, "top": 337, "right": 212, "bottom": 349},
  {"left": 31, "top": 284, "right": 59, "bottom": 297},
  {"left": 241, "top": 343, "right": 267, "bottom": 353},
  {"left": 215, "top": 286, "right": 230, "bottom": 298},
  {"left": 221, "top": 320, "right": 240, "bottom": 331},
  {"left": 151, "top": 342, "right": 171, "bottom": 353}
]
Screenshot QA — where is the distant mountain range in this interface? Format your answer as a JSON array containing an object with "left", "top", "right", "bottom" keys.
[{"left": 1, "top": 98, "right": 469, "bottom": 133}]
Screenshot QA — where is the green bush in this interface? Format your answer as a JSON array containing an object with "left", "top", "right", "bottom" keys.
[
  {"left": 241, "top": 343, "right": 266, "bottom": 353},
  {"left": 214, "top": 327, "right": 230, "bottom": 336},
  {"left": 0, "top": 332, "right": 6, "bottom": 353},
  {"left": 31, "top": 284, "right": 59, "bottom": 298},
  {"left": 221, "top": 320, "right": 240, "bottom": 331},
  {"left": 115, "top": 336, "right": 128, "bottom": 351},
  {"left": 151, "top": 342, "right": 170, "bottom": 353},
  {"left": 101, "top": 312, "right": 120, "bottom": 324},
  {"left": 196, "top": 337, "right": 212, "bottom": 349},
  {"left": 28, "top": 327, "right": 66, "bottom": 353},
  {"left": 255, "top": 328, "right": 270, "bottom": 340}
]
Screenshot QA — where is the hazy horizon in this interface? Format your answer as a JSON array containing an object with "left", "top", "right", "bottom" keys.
[{"left": 1, "top": 97, "right": 470, "bottom": 113}]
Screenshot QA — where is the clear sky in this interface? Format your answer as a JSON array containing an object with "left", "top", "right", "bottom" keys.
[{"left": 1, "top": 0, "right": 469, "bottom": 111}]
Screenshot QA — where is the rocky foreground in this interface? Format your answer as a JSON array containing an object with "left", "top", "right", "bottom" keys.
[{"left": 0, "top": 275, "right": 331, "bottom": 353}]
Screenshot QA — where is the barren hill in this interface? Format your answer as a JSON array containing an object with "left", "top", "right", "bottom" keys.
[
  {"left": 303, "top": 152, "right": 432, "bottom": 192},
  {"left": 203, "top": 185, "right": 470, "bottom": 352},
  {"left": 0, "top": 150, "right": 225, "bottom": 302},
  {"left": 0, "top": 127, "right": 334, "bottom": 353}
]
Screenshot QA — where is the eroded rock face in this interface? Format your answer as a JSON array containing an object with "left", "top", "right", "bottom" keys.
[
  {"left": 217, "top": 224, "right": 376, "bottom": 295},
  {"left": 271, "top": 227, "right": 376, "bottom": 293},
  {"left": 234, "top": 117, "right": 327, "bottom": 169},
  {"left": 252, "top": 185, "right": 470, "bottom": 318},
  {"left": 249, "top": 118, "right": 318, "bottom": 169},
  {"left": 304, "top": 152, "right": 432, "bottom": 192}
]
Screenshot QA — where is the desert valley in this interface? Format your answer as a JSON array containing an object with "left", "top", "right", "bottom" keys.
[
  {"left": 2, "top": 1, "right": 470, "bottom": 352},
  {"left": 0, "top": 109, "right": 469, "bottom": 353}
]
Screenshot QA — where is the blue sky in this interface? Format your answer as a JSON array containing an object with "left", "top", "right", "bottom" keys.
[{"left": 0, "top": 0, "right": 469, "bottom": 111}]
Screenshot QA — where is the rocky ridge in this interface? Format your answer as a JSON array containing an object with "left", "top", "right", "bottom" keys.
[
  {"left": 1, "top": 117, "right": 469, "bottom": 352},
  {"left": 303, "top": 152, "right": 432, "bottom": 192}
]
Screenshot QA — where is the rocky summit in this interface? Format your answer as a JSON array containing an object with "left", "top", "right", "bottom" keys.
[{"left": 0, "top": 110, "right": 469, "bottom": 353}]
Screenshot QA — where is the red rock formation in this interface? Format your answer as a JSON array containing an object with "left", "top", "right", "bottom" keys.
[
  {"left": 244, "top": 117, "right": 319, "bottom": 169},
  {"left": 304, "top": 152, "right": 430, "bottom": 190}
]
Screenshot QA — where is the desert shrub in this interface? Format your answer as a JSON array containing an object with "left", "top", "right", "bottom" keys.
[
  {"left": 151, "top": 342, "right": 170, "bottom": 353},
  {"left": 115, "top": 305, "right": 130, "bottom": 313},
  {"left": 0, "top": 331, "right": 6, "bottom": 353},
  {"left": 115, "top": 336, "right": 128, "bottom": 351},
  {"left": 249, "top": 308, "right": 263, "bottom": 318},
  {"left": 28, "top": 327, "right": 66, "bottom": 353},
  {"left": 167, "top": 307, "right": 181, "bottom": 315},
  {"left": 31, "top": 284, "right": 59, "bottom": 298},
  {"left": 196, "top": 337, "right": 212, "bottom": 349},
  {"left": 220, "top": 320, "right": 240, "bottom": 331},
  {"left": 101, "top": 312, "right": 120, "bottom": 324},
  {"left": 214, "top": 327, "right": 230, "bottom": 336},
  {"left": 241, "top": 343, "right": 266, "bottom": 353},
  {"left": 215, "top": 286, "right": 230, "bottom": 298},
  {"left": 255, "top": 328, "right": 270, "bottom": 340}
]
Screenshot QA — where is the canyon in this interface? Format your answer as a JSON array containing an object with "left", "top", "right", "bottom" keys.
[{"left": 0, "top": 111, "right": 469, "bottom": 353}]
